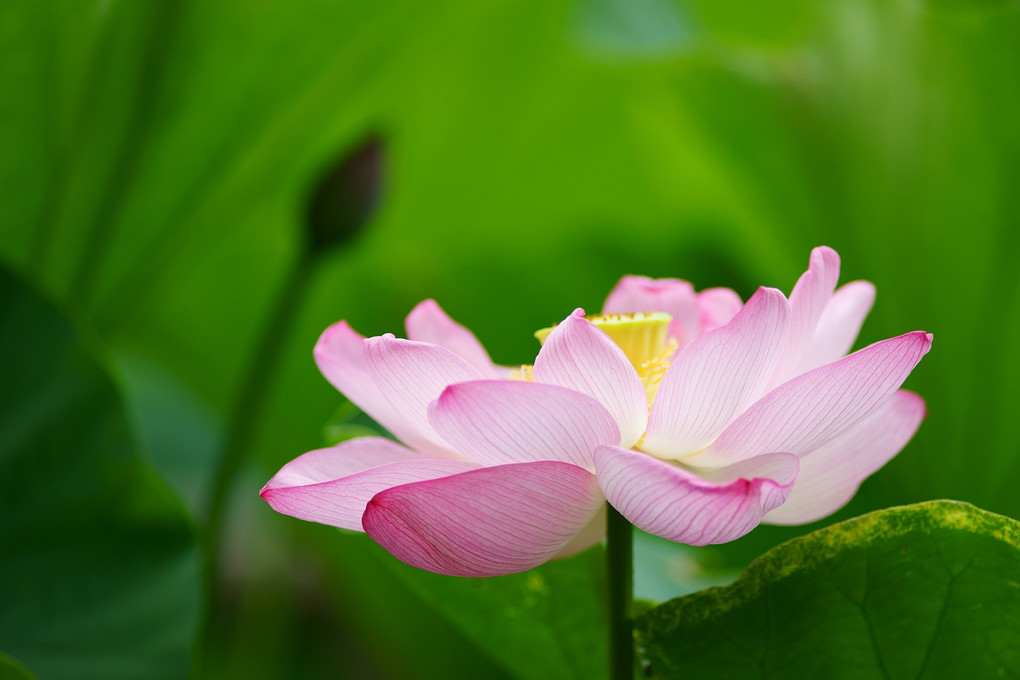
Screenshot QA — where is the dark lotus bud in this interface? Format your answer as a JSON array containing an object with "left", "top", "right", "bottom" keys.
[{"left": 305, "top": 133, "right": 384, "bottom": 257}]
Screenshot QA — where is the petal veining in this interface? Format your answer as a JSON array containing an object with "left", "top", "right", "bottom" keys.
[
  {"left": 594, "top": 446, "right": 797, "bottom": 545},
  {"left": 699, "top": 331, "right": 933, "bottom": 466},
  {"left": 643, "top": 287, "right": 790, "bottom": 459},
  {"left": 771, "top": 246, "right": 841, "bottom": 386},
  {"left": 364, "top": 334, "right": 485, "bottom": 454},
  {"left": 363, "top": 461, "right": 604, "bottom": 576},
  {"left": 533, "top": 309, "right": 648, "bottom": 448},
  {"left": 797, "top": 280, "right": 876, "bottom": 374},
  {"left": 260, "top": 438, "right": 480, "bottom": 531},
  {"left": 428, "top": 380, "right": 620, "bottom": 469},
  {"left": 314, "top": 322, "right": 431, "bottom": 451},
  {"left": 405, "top": 299, "right": 504, "bottom": 378},
  {"left": 764, "top": 389, "right": 926, "bottom": 524}
]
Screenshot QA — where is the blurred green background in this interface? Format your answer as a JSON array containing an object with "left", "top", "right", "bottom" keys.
[{"left": 2, "top": 0, "right": 1019, "bottom": 677}]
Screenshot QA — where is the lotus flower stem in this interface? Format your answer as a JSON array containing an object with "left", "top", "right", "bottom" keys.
[{"left": 607, "top": 503, "right": 634, "bottom": 680}]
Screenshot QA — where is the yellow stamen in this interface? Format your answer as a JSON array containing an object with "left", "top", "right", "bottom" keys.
[
  {"left": 637, "top": 339, "right": 677, "bottom": 407},
  {"left": 533, "top": 312, "right": 676, "bottom": 448},
  {"left": 535, "top": 312, "right": 673, "bottom": 370},
  {"left": 509, "top": 364, "right": 534, "bottom": 382}
]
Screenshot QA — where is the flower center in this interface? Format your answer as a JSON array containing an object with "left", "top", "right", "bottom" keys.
[{"left": 533, "top": 312, "right": 675, "bottom": 406}]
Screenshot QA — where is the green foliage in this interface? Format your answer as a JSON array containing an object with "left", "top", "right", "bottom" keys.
[
  {"left": 0, "top": 269, "right": 200, "bottom": 680},
  {"left": 380, "top": 542, "right": 608, "bottom": 680},
  {"left": 0, "top": 654, "right": 37, "bottom": 680},
  {"left": 5, "top": 0, "right": 1017, "bottom": 524},
  {"left": 637, "top": 501, "right": 1020, "bottom": 678}
]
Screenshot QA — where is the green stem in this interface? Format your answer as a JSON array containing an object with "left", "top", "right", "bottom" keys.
[
  {"left": 196, "top": 251, "right": 314, "bottom": 671},
  {"left": 607, "top": 504, "right": 634, "bottom": 680},
  {"left": 206, "top": 253, "right": 313, "bottom": 538}
]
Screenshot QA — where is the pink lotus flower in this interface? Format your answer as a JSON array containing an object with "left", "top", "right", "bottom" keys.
[{"left": 261, "top": 246, "right": 931, "bottom": 576}]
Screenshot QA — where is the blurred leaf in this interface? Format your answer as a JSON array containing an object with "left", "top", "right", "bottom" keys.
[
  {"left": 633, "top": 530, "right": 740, "bottom": 602},
  {"left": 380, "top": 543, "right": 608, "bottom": 680},
  {"left": 687, "top": 0, "right": 817, "bottom": 48},
  {"left": 114, "top": 351, "right": 223, "bottom": 512},
  {"left": 0, "top": 654, "right": 36, "bottom": 680},
  {"left": 311, "top": 531, "right": 517, "bottom": 680},
  {"left": 0, "top": 267, "right": 200, "bottom": 680},
  {"left": 571, "top": 0, "right": 694, "bottom": 58},
  {"left": 636, "top": 500, "right": 1020, "bottom": 678},
  {"left": 321, "top": 401, "right": 384, "bottom": 445}
]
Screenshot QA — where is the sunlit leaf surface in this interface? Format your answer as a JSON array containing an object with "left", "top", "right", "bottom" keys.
[{"left": 637, "top": 501, "right": 1020, "bottom": 679}]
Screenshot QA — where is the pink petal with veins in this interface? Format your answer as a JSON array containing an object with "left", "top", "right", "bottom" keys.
[
  {"left": 428, "top": 380, "right": 620, "bottom": 469},
  {"left": 643, "top": 287, "right": 789, "bottom": 459},
  {"left": 699, "top": 331, "right": 933, "bottom": 467},
  {"left": 696, "top": 287, "right": 744, "bottom": 334},
  {"left": 765, "top": 390, "right": 926, "bottom": 524},
  {"left": 260, "top": 437, "right": 479, "bottom": 531},
  {"left": 553, "top": 504, "right": 607, "bottom": 559},
  {"left": 771, "top": 246, "right": 841, "bottom": 387},
  {"left": 798, "top": 280, "right": 876, "bottom": 374},
  {"left": 364, "top": 335, "right": 485, "bottom": 455},
  {"left": 363, "top": 461, "right": 604, "bottom": 576},
  {"left": 533, "top": 309, "right": 648, "bottom": 448},
  {"left": 314, "top": 322, "right": 436, "bottom": 453},
  {"left": 405, "top": 299, "right": 506, "bottom": 379},
  {"left": 595, "top": 446, "right": 797, "bottom": 545}
]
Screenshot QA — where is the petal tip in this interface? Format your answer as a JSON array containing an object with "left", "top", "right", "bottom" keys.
[
  {"left": 812, "top": 245, "right": 840, "bottom": 263},
  {"left": 906, "top": 330, "right": 934, "bottom": 355},
  {"left": 314, "top": 319, "right": 359, "bottom": 356},
  {"left": 405, "top": 297, "right": 442, "bottom": 324},
  {"left": 753, "top": 285, "right": 789, "bottom": 304},
  {"left": 417, "top": 297, "right": 441, "bottom": 310}
]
